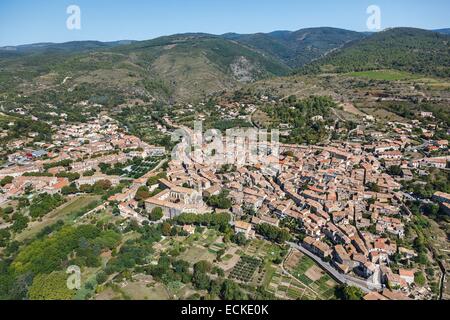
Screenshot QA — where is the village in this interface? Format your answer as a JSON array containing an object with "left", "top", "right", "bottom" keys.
[{"left": 0, "top": 104, "right": 449, "bottom": 300}]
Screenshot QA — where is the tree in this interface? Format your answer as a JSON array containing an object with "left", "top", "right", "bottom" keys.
[
  {"left": 147, "top": 172, "right": 167, "bottom": 187},
  {"left": 83, "top": 170, "right": 95, "bottom": 177},
  {"left": 194, "top": 261, "right": 212, "bottom": 274},
  {"left": 112, "top": 206, "right": 120, "bottom": 216},
  {"left": 212, "top": 266, "right": 225, "bottom": 277},
  {"left": 174, "top": 212, "right": 231, "bottom": 231},
  {"left": 255, "top": 223, "right": 290, "bottom": 244},
  {"left": 96, "top": 271, "right": 108, "bottom": 284},
  {"left": 193, "top": 271, "right": 211, "bottom": 290},
  {"left": 80, "top": 184, "right": 94, "bottom": 193},
  {"left": 0, "top": 176, "right": 13, "bottom": 187},
  {"left": 220, "top": 280, "right": 247, "bottom": 300},
  {"left": 335, "top": 285, "right": 364, "bottom": 300},
  {"left": 3, "top": 207, "right": 14, "bottom": 215},
  {"left": 29, "top": 272, "right": 75, "bottom": 300},
  {"left": 172, "top": 260, "right": 190, "bottom": 274},
  {"left": 170, "top": 227, "right": 178, "bottom": 237},
  {"left": 387, "top": 165, "right": 403, "bottom": 177},
  {"left": 62, "top": 184, "right": 79, "bottom": 195},
  {"left": 135, "top": 186, "right": 151, "bottom": 201},
  {"left": 7, "top": 272, "right": 33, "bottom": 300},
  {"left": 253, "top": 286, "right": 275, "bottom": 300},
  {"left": 161, "top": 222, "right": 171, "bottom": 236},
  {"left": 423, "top": 203, "right": 440, "bottom": 217},
  {"left": 93, "top": 180, "right": 112, "bottom": 193},
  {"left": 29, "top": 193, "right": 65, "bottom": 219},
  {"left": 367, "top": 182, "right": 380, "bottom": 193},
  {"left": 209, "top": 279, "right": 222, "bottom": 296},
  {"left": 56, "top": 172, "right": 80, "bottom": 182},
  {"left": 11, "top": 225, "right": 111, "bottom": 275},
  {"left": 0, "top": 229, "right": 11, "bottom": 247},
  {"left": 206, "top": 191, "right": 232, "bottom": 210},
  {"left": 414, "top": 271, "right": 426, "bottom": 286},
  {"left": 216, "top": 249, "right": 226, "bottom": 261},
  {"left": 231, "top": 232, "right": 248, "bottom": 246},
  {"left": 11, "top": 214, "right": 29, "bottom": 233},
  {"left": 149, "top": 207, "right": 163, "bottom": 221}
]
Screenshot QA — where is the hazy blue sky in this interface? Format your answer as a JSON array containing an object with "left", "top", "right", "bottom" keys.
[{"left": 0, "top": 0, "right": 449, "bottom": 46}]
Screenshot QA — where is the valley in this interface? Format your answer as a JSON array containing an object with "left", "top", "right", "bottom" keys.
[{"left": 0, "top": 25, "right": 449, "bottom": 302}]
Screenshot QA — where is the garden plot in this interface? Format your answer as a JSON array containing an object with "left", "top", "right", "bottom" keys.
[
  {"left": 243, "top": 239, "right": 286, "bottom": 262},
  {"left": 121, "top": 280, "right": 170, "bottom": 300},
  {"left": 285, "top": 250, "right": 338, "bottom": 300},
  {"left": 266, "top": 269, "right": 310, "bottom": 300},
  {"left": 123, "top": 158, "right": 160, "bottom": 179},
  {"left": 216, "top": 247, "right": 241, "bottom": 272},
  {"left": 180, "top": 244, "right": 216, "bottom": 264},
  {"left": 229, "top": 256, "right": 261, "bottom": 283}
]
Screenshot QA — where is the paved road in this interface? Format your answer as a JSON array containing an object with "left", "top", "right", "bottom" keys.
[{"left": 288, "top": 242, "right": 382, "bottom": 293}]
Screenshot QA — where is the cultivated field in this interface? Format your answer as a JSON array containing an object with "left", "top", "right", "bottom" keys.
[
  {"left": 347, "top": 70, "right": 420, "bottom": 81},
  {"left": 281, "top": 250, "right": 338, "bottom": 300}
]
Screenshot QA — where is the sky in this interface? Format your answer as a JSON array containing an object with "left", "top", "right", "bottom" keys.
[{"left": 0, "top": 0, "right": 449, "bottom": 46}]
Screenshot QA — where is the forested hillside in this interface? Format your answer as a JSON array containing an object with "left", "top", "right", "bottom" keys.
[{"left": 299, "top": 28, "right": 450, "bottom": 77}]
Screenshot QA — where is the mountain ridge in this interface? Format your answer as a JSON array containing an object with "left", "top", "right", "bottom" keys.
[
  {"left": 298, "top": 27, "right": 450, "bottom": 77},
  {"left": 3, "top": 26, "right": 449, "bottom": 51},
  {"left": 1, "top": 27, "right": 449, "bottom": 103}
]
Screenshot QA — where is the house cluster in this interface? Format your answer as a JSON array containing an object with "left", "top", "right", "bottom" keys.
[
  {"left": 1, "top": 104, "right": 445, "bottom": 299},
  {"left": 157, "top": 135, "right": 434, "bottom": 296},
  {"left": 0, "top": 116, "right": 165, "bottom": 205},
  {"left": 144, "top": 178, "right": 209, "bottom": 218},
  {"left": 136, "top": 137, "right": 422, "bottom": 295},
  {"left": 272, "top": 144, "right": 414, "bottom": 286}
]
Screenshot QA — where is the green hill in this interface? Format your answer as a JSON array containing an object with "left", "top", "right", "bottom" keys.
[
  {"left": 0, "top": 40, "right": 135, "bottom": 56},
  {"left": 299, "top": 28, "right": 450, "bottom": 78},
  {"left": 223, "top": 27, "right": 365, "bottom": 68},
  {"left": 2, "top": 27, "right": 450, "bottom": 104},
  {"left": 0, "top": 34, "right": 290, "bottom": 102}
]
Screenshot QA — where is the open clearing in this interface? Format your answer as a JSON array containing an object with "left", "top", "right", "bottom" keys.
[
  {"left": 121, "top": 279, "right": 170, "bottom": 300},
  {"left": 180, "top": 244, "right": 216, "bottom": 264},
  {"left": 347, "top": 70, "right": 419, "bottom": 81}
]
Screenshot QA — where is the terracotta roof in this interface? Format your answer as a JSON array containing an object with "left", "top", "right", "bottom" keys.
[
  {"left": 235, "top": 221, "right": 252, "bottom": 231},
  {"left": 382, "top": 289, "right": 412, "bottom": 301},
  {"left": 363, "top": 292, "right": 389, "bottom": 301},
  {"left": 399, "top": 269, "right": 415, "bottom": 278}
]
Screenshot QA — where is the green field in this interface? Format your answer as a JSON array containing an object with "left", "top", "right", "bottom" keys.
[
  {"left": 288, "top": 255, "right": 338, "bottom": 300},
  {"left": 243, "top": 239, "right": 286, "bottom": 262},
  {"left": 15, "top": 195, "right": 101, "bottom": 241},
  {"left": 56, "top": 195, "right": 101, "bottom": 218},
  {"left": 347, "top": 70, "right": 419, "bottom": 81}
]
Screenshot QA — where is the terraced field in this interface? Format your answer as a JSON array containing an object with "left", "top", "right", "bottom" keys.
[
  {"left": 281, "top": 250, "right": 338, "bottom": 300},
  {"left": 347, "top": 70, "right": 420, "bottom": 81}
]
